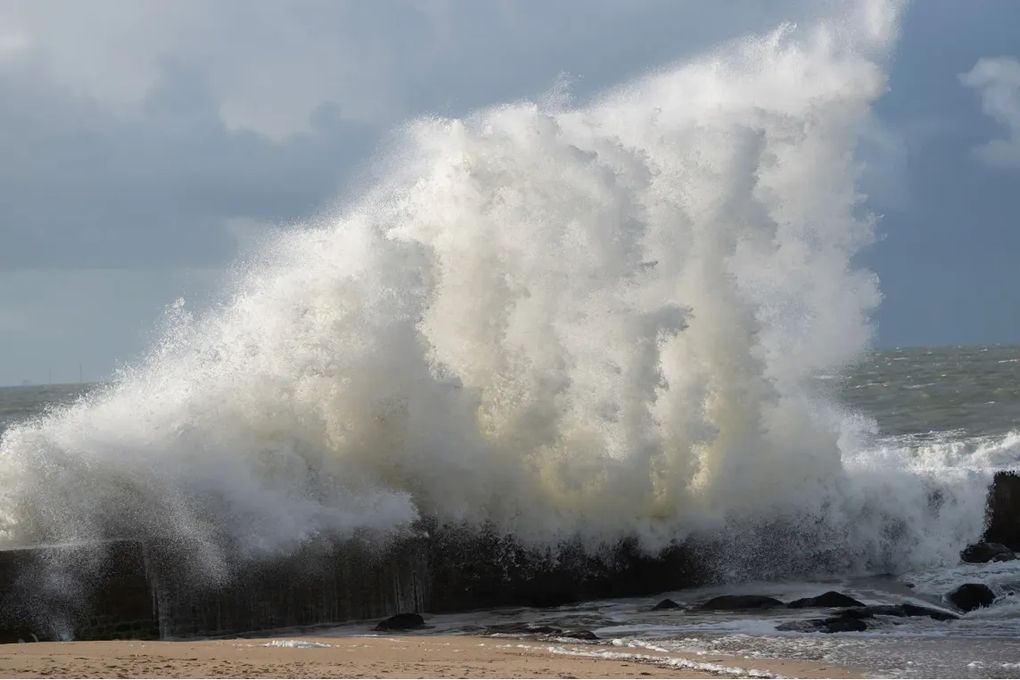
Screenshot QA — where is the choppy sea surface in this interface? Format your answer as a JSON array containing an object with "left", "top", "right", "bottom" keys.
[{"left": 3, "top": 345, "right": 1020, "bottom": 677}]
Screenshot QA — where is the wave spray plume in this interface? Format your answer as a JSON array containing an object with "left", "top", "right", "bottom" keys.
[{"left": 0, "top": 0, "right": 988, "bottom": 581}]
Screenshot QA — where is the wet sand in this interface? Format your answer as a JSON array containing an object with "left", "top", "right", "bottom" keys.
[{"left": 0, "top": 635, "right": 858, "bottom": 678}]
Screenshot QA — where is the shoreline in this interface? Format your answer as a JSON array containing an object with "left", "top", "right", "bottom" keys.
[{"left": 0, "top": 635, "right": 859, "bottom": 678}]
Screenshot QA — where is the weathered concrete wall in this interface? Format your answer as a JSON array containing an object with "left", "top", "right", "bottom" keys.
[
  {"left": 425, "top": 526, "right": 705, "bottom": 612},
  {"left": 5, "top": 472, "right": 1019, "bottom": 643},
  {"left": 0, "top": 532, "right": 702, "bottom": 642},
  {"left": 0, "top": 540, "right": 157, "bottom": 642},
  {"left": 984, "top": 471, "right": 1020, "bottom": 549},
  {"left": 151, "top": 539, "right": 428, "bottom": 638}
]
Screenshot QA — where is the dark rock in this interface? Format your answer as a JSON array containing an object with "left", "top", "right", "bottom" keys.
[
  {"left": 984, "top": 472, "right": 1020, "bottom": 550},
  {"left": 961, "top": 542, "right": 1016, "bottom": 564},
  {"left": 947, "top": 583, "right": 995, "bottom": 612},
  {"left": 700, "top": 595, "right": 784, "bottom": 610},
  {"left": 374, "top": 612, "right": 426, "bottom": 631},
  {"left": 787, "top": 591, "right": 865, "bottom": 609},
  {"left": 777, "top": 615, "right": 868, "bottom": 633},
  {"left": 839, "top": 604, "right": 958, "bottom": 622},
  {"left": 561, "top": 629, "right": 599, "bottom": 640},
  {"left": 819, "top": 616, "right": 869, "bottom": 633},
  {"left": 652, "top": 598, "right": 681, "bottom": 611}
]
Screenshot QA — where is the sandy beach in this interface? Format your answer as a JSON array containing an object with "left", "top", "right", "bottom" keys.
[{"left": 0, "top": 635, "right": 858, "bottom": 678}]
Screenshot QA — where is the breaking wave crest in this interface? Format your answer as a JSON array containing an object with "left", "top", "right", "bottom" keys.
[{"left": 0, "top": 0, "right": 988, "bottom": 579}]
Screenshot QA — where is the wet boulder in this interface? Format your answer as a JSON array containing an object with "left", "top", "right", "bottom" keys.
[
  {"left": 777, "top": 614, "right": 868, "bottom": 633},
  {"left": 700, "top": 595, "right": 784, "bottom": 610},
  {"left": 947, "top": 583, "right": 995, "bottom": 612},
  {"left": 561, "top": 629, "right": 599, "bottom": 640},
  {"left": 961, "top": 542, "right": 1016, "bottom": 563},
  {"left": 652, "top": 598, "right": 681, "bottom": 611},
  {"left": 374, "top": 612, "right": 426, "bottom": 631},
  {"left": 788, "top": 591, "right": 864, "bottom": 609},
  {"left": 840, "top": 604, "right": 958, "bottom": 622}
]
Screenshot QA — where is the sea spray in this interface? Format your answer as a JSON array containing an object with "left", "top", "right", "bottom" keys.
[{"left": 0, "top": 0, "right": 989, "bottom": 579}]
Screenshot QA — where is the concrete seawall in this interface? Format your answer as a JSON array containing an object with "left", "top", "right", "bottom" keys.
[
  {"left": 3, "top": 472, "right": 1016, "bottom": 643},
  {"left": 151, "top": 540, "right": 428, "bottom": 639},
  {"left": 0, "top": 540, "right": 157, "bottom": 642},
  {"left": 984, "top": 472, "right": 1020, "bottom": 549},
  {"left": 0, "top": 532, "right": 702, "bottom": 642}
]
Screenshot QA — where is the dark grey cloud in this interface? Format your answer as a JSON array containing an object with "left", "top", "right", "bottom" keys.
[{"left": 0, "top": 54, "right": 376, "bottom": 268}]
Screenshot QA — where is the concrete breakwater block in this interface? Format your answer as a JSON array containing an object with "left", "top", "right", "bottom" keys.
[
  {"left": 149, "top": 538, "right": 429, "bottom": 639},
  {"left": 983, "top": 472, "right": 1020, "bottom": 550}
]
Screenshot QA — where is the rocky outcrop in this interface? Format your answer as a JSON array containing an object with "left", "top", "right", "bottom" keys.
[
  {"left": 777, "top": 614, "right": 868, "bottom": 633},
  {"left": 652, "top": 598, "right": 681, "bottom": 610},
  {"left": 779, "top": 600, "right": 961, "bottom": 634},
  {"left": 788, "top": 591, "right": 864, "bottom": 608},
  {"left": 699, "top": 595, "right": 784, "bottom": 610},
  {"left": 947, "top": 584, "right": 995, "bottom": 612},
  {"left": 961, "top": 542, "right": 1016, "bottom": 563}
]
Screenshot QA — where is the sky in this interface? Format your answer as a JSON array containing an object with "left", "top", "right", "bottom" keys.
[{"left": 1, "top": 0, "right": 1019, "bottom": 386}]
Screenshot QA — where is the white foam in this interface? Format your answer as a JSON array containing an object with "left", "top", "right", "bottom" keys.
[
  {"left": 0, "top": 1, "right": 980, "bottom": 577},
  {"left": 546, "top": 644, "right": 782, "bottom": 678},
  {"left": 262, "top": 639, "right": 332, "bottom": 649}
]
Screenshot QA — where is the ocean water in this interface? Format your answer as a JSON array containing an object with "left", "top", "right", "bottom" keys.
[
  {"left": 0, "top": 384, "right": 94, "bottom": 436},
  {"left": 4, "top": 345, "right": 1018, "bottom": 453}
]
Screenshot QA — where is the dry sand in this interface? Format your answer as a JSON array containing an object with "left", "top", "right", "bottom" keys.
[{"left": 0, "top": 635, "right": 859, "bottom": 678}]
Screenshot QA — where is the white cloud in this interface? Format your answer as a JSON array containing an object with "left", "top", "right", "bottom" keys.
[{"left": 961, "top": 56, "right": 1020, "bottom": 167}]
